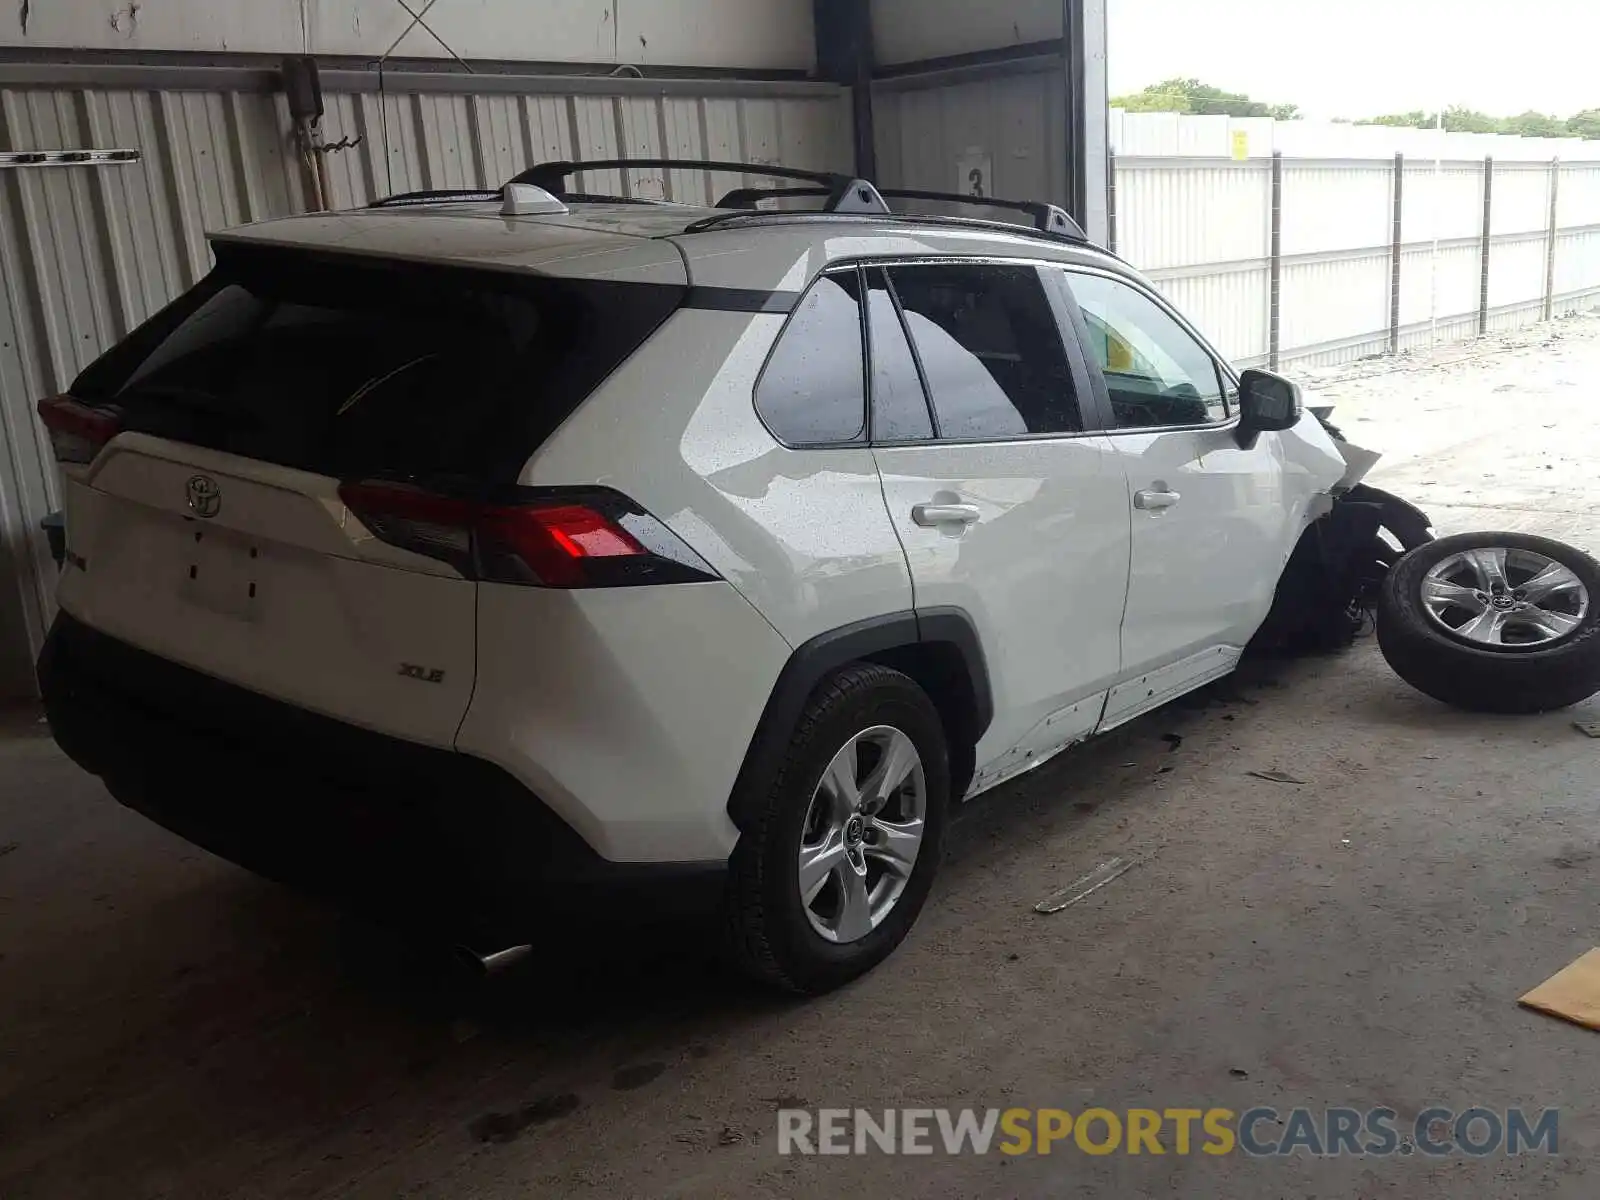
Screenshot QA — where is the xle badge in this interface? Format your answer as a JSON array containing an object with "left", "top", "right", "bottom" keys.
[{"left": 398, "top": 663, "right": 446, "bottom": 684}]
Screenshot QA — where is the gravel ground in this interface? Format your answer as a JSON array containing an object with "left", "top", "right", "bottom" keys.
[{"left": 3, "top": 317, "right": 1600, "bottom": 1199}]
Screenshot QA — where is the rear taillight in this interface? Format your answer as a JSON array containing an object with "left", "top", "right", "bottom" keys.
[
  {"left": 37, "top": 395, "right": 121, "bottom": 465},
  {"left": 338, "top": 481, "right": 719, "bottom": 588}
]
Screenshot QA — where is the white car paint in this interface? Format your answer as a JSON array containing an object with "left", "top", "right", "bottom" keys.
[
  {"left": 57, "top": 435, "right": 480, "bottom": 749},
  {"left": 47, "top": 195, "right": 1349, "bottom": 874},
  {"left": 524, "top": 307, "right": 918, "bottom": 649},
  {"left": 874, "top": 435, "right": 1132, "bottom": 771},
  {"left": 454, "top": 581, "right": 790, "bottom": 863}
]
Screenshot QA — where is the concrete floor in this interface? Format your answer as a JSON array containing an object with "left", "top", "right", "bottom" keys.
[{"left": 4, "top": 317, "right": 1600, "bottom": 1198}]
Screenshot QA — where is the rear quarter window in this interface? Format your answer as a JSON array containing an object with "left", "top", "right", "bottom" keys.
[{"left": 755, "top": 270, "right": 867, "bottom": 447}]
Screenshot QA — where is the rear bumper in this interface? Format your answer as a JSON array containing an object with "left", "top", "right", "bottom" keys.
[{"left": 38, "top": 613, "right": 725, "bottom": 942}]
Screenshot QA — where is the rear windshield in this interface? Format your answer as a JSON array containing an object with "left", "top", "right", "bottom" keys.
[{"left": 73, "top": 243, "right": 681, "bottom": 484}]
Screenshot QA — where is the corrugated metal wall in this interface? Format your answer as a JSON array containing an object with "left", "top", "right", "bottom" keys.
[
  {"left": 0, "top": 68, "right": 850, "bottom": 698},
  {"left": 1117, "top": 154, "right": 1600, "bottom": 371},
  {"left": 873, "top": 62, "right": 1068, "bottom": 215}
]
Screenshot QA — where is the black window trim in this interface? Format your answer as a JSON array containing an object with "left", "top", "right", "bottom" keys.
[
  {"left": 751, "top": 265, "right": 871, "bottom": 451},
  {"left": 754, "top": 253, "right": 1234, "bottom": 453},
  {"left": 1052, "top": 262, "right": 1243, "bottom": 438},
  {"left": 865, "top": 265, "right": 941, "bottom": 442},
  {"left": 845, "top": 254, "right": 1107, "bottom": 449}
]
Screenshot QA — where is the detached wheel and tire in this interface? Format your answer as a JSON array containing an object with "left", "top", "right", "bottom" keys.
[
  {"left": 725, "top": 663, "right": 948, "bottom": 995},
  {"left": 1377, "top": 531, "right": 1600, "bottom": 713}
]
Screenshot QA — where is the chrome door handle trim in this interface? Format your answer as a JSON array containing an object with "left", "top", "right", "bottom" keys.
[
  {"left": 911, "top": 503, "right": 982, "bottom": 527},
  {"left": 1133, "top": 489, "right": 1181, "bottom": 510}
]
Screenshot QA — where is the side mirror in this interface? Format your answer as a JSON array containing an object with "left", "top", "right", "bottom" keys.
[{"left": 1235, "top": 368, "right": 1302, "bottom": 447}]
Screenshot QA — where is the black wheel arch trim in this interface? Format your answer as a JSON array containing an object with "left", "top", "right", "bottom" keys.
[
  {"left": 1344, "top": 484, "right": 1432, "bottom": 543},
  {"left": 727, "top": 607, "right": 993, "bottom": 831}
]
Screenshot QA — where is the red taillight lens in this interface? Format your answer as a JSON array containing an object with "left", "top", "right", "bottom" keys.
[
  {"left": 477, "top": 503, "right": 649, "bottom": 588},
  {"left": 37, "top": 395, "right": 121, "bottom": 465},
  {"left": 338, "top": 481, "right": 716, "bottom": 589}
]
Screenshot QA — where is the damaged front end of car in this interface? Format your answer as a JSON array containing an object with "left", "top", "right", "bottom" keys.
[{"left": 1249, "top": 408, "right": 1434, "bottom": 655}]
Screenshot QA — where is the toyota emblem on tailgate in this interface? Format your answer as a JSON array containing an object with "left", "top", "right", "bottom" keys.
[{"left": 186, "top": 474, "right": 221, "bottom": 518}]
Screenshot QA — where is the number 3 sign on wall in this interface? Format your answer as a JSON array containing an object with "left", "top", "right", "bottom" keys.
[{"left": 957, "top": 151, "right": 993, "bottom": 199}]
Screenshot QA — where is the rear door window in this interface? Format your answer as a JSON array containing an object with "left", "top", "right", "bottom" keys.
[
  {"left": 864, "top": 268, "right": 934, "bottom": 442},
  {"left": 886, "top": 263, "right": 1082, "bottom": 440},
  {"left": 73, "top": 244, "right": 681, "bottom": 483}
]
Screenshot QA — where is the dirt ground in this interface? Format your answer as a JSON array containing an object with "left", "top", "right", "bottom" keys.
[{"left": 4, "top": 317, "right": 1600, "bottom": 1198}]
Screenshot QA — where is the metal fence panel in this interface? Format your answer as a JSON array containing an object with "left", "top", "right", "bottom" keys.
[
  {"left": 1558, "top": 164, "right": 1600, "bottom": 227},
  {"left": 1491, "top": 163, "right": 1553, "bottom": 236},
  {"left": 1555, "top": 228, "right": 1600, "bottom": 299},
  {"left": 1397, "top": 242, "right": 1480, "bottom": 326},
  {"left": 1149, "top": 267, "right": 1269, "bottom": 365},
  {"left": 1281, "top": 253, "right": 1391, "bottom": 354},
  {"left": 1115, "top": 159, "right": 1270, "bottom": 271},
  {"left": 1401, "top": 162, "right": 1485, "bottom": 244},
  {"left": 1488, "top": 236, "right": 1551, "bottom": 309},
  {"left": 1280, "top": 163, "right": 1391, "bottom": 256},
  {"left": 1112, "top": 151, "right": 1600, "bottom": 373},
  {"left": 0, "top": 71, "right": 849, "bottom": 698}
]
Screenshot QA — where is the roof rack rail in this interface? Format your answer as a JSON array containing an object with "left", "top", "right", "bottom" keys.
[
  {"left": 875, "top": 188, "right": 1087, "bottom": 241},
  {"left": 715, "top": 185, "right": 829, "bottom": 208},
  {"left": 507, "top": 158, "right": 891, "bottom": 216},
  {"left": 369, "top": 188, "right": 503, "bottom": 208}
]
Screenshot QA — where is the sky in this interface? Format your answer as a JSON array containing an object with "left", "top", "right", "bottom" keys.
[{"left": 1108, "top": 0, "right": 1600, "bottom": 120}]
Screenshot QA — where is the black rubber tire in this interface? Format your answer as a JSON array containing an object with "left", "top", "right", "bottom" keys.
[
  {"left": 1377, "top": 531, "right": 1600, "bottom": 713},
  {"left": 724, "top": 663, "right": 949, "bottom": 995}
]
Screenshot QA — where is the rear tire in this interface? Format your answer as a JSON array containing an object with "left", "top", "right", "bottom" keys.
[
  {"left": 724, "top": 663, "right": 949, "bottom": 994},
  {"left": 1377, "top": 531, "right": 1600, "bottom": 713}
]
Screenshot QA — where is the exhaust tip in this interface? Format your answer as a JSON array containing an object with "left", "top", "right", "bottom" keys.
[{"left": 456, "top": 943, "right": 534, "bottom": 976}]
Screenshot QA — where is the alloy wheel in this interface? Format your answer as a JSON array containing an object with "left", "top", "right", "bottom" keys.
[
  {"left": 796, "top": 725, "right": 927, "bottom": 944},
  {"left": 1421, "top": 545, "right": 1590, "bottom": 648}
]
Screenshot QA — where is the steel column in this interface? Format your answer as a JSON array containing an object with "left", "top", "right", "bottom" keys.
[
  {"left": 1478, "top": 156, "right": 1494, "bottom": 336},
  {"left": 1268, "top": 150, "right": 1283, "bottom": 370},
  {"left": 1389, "top": 152, "right": 1404, "bottom": 353}
]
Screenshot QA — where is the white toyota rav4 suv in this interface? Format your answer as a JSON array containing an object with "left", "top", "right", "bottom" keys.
[{"left": 38, "top": 161, "right": 1347, "bottom": 993}]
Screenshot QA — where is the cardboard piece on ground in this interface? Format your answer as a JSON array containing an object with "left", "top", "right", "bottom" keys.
[{"left": 1520, "top": 948, "right": 1600, "bottom": 1030}]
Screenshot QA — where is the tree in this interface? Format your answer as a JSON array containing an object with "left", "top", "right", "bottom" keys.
[
  {"left": 1358, "top": 106, "right": 1600, "bottom": 139},
  {"left": 1112, "top": 77, "right": 1299, "bottom": 120},
  {"left": 1568, "top": 109, "right": 1600, "bottom": 139},
  {"left": 1363, "top": 107, "right": 1502, "bottom": 134},
  {"left": 1368, "top": 111, "right": 1432, "bottom": 129},
  {"left": 1503, "top": 111, "right": 1567, "bottom": 138}
]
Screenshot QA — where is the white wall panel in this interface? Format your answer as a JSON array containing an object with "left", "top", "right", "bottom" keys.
[
  {"left": 1, "top": 0, "right": 817, "bottom": 71},
  {"left": 870, "top": 0, "right": 1062, "bottom": 65}
]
